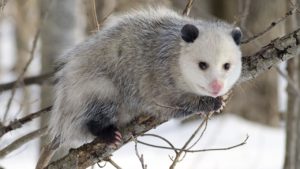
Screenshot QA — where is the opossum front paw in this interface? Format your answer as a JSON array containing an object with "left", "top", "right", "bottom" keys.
[
  {"left": 215, "top": 91, "right": 232, "bottom": 113},
  {"left": 214, "top": 97, "right": 225, "bottom": 113},
  {"left": 87, "top": 122, "right": 122, "bottom": 147},
  {"left": 212, "top": 97, "right": 223, "bottom": 112}
]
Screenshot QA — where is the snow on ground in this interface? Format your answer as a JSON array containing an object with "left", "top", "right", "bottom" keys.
[{"left": 0, "top": 114, "right": 285, "bottom": 169}]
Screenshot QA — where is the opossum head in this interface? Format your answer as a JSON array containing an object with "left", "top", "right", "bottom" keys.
[{"left": 177, "top": 23, "right": 242, "bottom": 98}]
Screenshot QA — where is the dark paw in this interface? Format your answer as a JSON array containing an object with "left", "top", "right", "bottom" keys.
[
  {"left": 87, "top": 121, "right": 122, "bottom": 147},
  {"left": 213, "top": 97, "right": 223, "bottom": 111},
  {"left": 214, "top": 91, "right": 232, "bottom": 113},
  {"left": 212, "top": 97, "right": 225, "bottom": 113}
]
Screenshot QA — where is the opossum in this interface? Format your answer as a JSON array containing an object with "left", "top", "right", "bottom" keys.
[{"left": 49, "top": 8, "right": 242, "bottom": 149}]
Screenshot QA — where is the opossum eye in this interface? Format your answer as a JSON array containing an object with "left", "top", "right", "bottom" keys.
[
  {"left": 223, "top": 63, "right": 230, "bottom": 70},
  {"left": 181, "top": 24, "right": 199, "bottom": 43},
  {"left": 199, "top": 62, "right": 209, "bottom": 70}
]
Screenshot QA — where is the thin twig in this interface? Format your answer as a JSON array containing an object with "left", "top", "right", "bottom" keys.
[
  {"left": 133, "top": 136, "right": 147, "bottom": 169},
  {"left": 3, "top": 28, "right": 41, "bottom": 121},
  {"left": 187, "top": 116, "right": 208, "bottom": 150},
  {"left": 98, "top": 10, "right": 114, "bottom": 28},
  {"left": 142, "top": 133, "right": 179, "bottom": 161},
  {"left": 97, "top": 161, "right": 107, "bottom": 168},
  {"left": 192, "top": 135, "right": 249, "bottom": 152},
  {"left": 2, "top": 0, "right": 53, "bottom": 122},
  {"left": 142, "top": 134, "right": 178, "bottom": 154},
  {"left": 90, "top": 9, "right": 114, "bottom": 34},
  {"left": 242, "top": 8, "right": 298, "bottom": 44},
  {"left": 92, "top": 0, "right": 100, "bottom": 31},
  {"left": 169, "top": 113, "right": 212, "bottom": 169},
  {"left": 35, "top": 136, "right": 59, "bottom": 169},
  {"left": 105, "top": 158, "right": 122, "bottom": 169},
  {"left": 137, "top": 135, "right": 249, "bottom": 153},
  {"left": 182, "top": 0, "right": 194, "bottom": 16},
  {"left": 0, "top": 127, "right": 47, "bottom": 158},
  {"left": 0, "top": 106, "right": 51, "bottom": 138}
]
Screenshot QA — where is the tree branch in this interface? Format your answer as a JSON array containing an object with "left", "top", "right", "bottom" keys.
[
  {"left": 182, "top": 0, "right": 194, "bottom": 16},
  {"left": 43, "top": 27, "right": 300, "bottom": 169},
  {"left": 0, "top": 73, "right": 54, "bottom": 93},
  {"left": 0, "top": 106, "right": 52, "bottom": 138},
  {"left": 239, "top": 27, "right": 300, "bottom": 82},
  {"left": 0, "top": 127, "right": 47, "bottom": 158},
  {"left": 241, "top": 8, "right": 298, "bottom": 44},
  {"left": 169, "top": 113, "right": 212, "bottom": 169},
  {"left": 45, "top": 116, "right": 164, "bottom": 169}
]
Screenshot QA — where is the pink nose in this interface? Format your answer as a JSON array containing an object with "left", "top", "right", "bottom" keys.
[{"left": 210, "top": 80, "right": 223, "bottom": 94}]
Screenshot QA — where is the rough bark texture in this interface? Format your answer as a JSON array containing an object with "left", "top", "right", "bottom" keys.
[
  {"left": 44, "top": 28, "right": 300, "bottom": 169},
  {"left": 239, "top": 28, "right": 300, "bottom": 82}
]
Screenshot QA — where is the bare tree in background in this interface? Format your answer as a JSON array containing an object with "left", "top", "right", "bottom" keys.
[
  {"left": 84, "top": 0, "right": 171, "bottom": 36},
  {"left": 39, "top": 0, "right": 84, "bottom": 151},
  {"left": 284, "top": 1, "right": 300, "bottom": 169},
  {"left": 114, "top": 0, "right": 171, "bottom": 12},
  {"left": 84, "top": 0, "right": 116, "bottom": 35},
  {"left": 12, "top": 0, "right": 39, "bottom": 115},
  {"left": 214, "top": 0, "right": 287, "bottom": 126}
]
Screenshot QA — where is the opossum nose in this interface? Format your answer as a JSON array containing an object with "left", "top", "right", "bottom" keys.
[{"left": 210, "top": 80, "right": 223, "bottom": 94}]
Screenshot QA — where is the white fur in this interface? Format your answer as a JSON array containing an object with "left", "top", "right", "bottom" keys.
[
  {"left": 178, "top": 27, "right": 242, "bottom": 97},
  {"left": 49, "top": 61, "right": 119, "bottom": 147}
]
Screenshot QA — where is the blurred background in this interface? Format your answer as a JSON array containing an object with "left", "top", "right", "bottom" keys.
[{"left": 0, "top": 0, "right": 299, "bottom": 169}]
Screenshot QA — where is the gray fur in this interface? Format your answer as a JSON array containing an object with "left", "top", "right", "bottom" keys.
[{"left": 49, "top": 8, "right": 240, "bottom": 148}]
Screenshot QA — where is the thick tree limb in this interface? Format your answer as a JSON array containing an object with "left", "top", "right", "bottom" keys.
[
  {"left": 45, "top": 116, "right": 163, "bottom": 169},
  {"left": 44, "top": 28, "right": 300, "bottom": 169},
  {"left": 240, "top": 27, "right": 300, "bottom": 82}
]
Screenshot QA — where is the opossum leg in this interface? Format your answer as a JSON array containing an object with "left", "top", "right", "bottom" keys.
[{"left": 85, "top": 99, "right": 122, "bottom": 145}]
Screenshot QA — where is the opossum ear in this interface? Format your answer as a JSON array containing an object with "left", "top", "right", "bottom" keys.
[
  {"left": 231, "top": 27, "right": 242, "bottom": 45},
  {"left": 181, "top": 24, "right": 199, "bottom": 43}
]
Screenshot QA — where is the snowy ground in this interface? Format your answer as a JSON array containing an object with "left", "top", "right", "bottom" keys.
[{"left": 0, "top": 114, "right": 285, "bottom": 169}]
